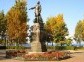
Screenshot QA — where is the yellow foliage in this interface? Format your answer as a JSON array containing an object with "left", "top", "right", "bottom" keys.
[
  {"left": 45, "top": 14, "right": 68, "bottom": 42},
  {"left": 6, "top": 1, "right": 28, "bottom": 42}
]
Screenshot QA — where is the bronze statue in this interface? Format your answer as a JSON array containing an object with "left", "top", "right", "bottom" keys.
[
  {"left": 29, "top": 1, "right": 41, "bottom": 23},
  {"left": 29, "top": 1, "right": 47, "bottom": 52}
]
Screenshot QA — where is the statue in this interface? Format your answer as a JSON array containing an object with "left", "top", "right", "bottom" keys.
[
  {"left": 29, "top": 1, "right": 47, "bottom": 52},
  {"left": 29, "top": 1, "right": 42, "bottom": 23}
]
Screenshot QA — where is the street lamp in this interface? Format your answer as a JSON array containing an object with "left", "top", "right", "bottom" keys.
[{"left": 4, "top": 32, "right": 7, "bottom": 47}]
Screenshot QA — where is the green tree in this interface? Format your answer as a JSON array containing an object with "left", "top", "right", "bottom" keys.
[
  {"left": 0, "top": 11, "right": 7, "bottom": 45},
  {"left": 74, "top": 20, "right": 84, "bottom": 46},
  {"left": 45, "top": 14, "right": 68, "bottom": 47},
  {"left": 65, "top": 37, "right": 72, "bottom": 46},
  {"left": 6, "top": 1, "right": 28, "bottom": 46}
]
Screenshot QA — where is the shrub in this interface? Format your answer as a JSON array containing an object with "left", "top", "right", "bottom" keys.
[
  {"left": 47, "top": 46, "right": 54, "bottom": 49},
  {"left": 65, "top": 46, "right": 74, "bottom": 50},
  {"left": 55, "top": 46, "right": 66, "bottom": 50}
]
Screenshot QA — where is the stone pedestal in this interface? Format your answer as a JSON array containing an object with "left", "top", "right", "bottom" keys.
[
  {"left": 31, "top": 23, "right": 41, "bottom": 52},
  {"left": 31, "top": 23, "right": 47, "bottom": 52},
  {"left": 31, "top": 41, "right": 42, "bottom": 52}
]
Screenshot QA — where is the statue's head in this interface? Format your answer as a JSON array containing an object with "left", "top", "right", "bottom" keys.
[{"left": 37, "top": 1, "right": 40, "bottom": 4}]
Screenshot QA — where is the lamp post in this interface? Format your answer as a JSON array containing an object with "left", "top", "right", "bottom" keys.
[{"left": 4, "top": 32, "right": 7, "bottom": 47}]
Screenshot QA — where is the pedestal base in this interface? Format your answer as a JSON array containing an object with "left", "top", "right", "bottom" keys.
[
  {"left": 31, "top": 41, "right": 42, "bottom": 52},
  {"left": 30, "top": 23, "right": 47, "bottom": 52}
]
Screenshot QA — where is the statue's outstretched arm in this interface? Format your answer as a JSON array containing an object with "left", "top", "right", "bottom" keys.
[{"left": 29, "top": 7, "right": 35, "bottom": 10}]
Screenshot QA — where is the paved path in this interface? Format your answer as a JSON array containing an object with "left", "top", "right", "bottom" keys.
[
  {"left": 0, "top": 50, "right": 84, "bottom": 62},
  {"left": 0, "top": 50, "right": 6, "bottom": 61}
]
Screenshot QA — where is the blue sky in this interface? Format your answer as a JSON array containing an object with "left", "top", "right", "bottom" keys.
[{"left": 0, "top": 0, "right": 84, "bottom": 37}]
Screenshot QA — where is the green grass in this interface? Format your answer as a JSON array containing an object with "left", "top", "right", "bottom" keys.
[
  {"left": 47, "top": 46, "right": 75, "bottom": 50},
  {"left": 6, "top": 46, "right": 26, "bottom": 49},
  {"left": 75, "top": 47, "right": 84, "bottom": 50}
]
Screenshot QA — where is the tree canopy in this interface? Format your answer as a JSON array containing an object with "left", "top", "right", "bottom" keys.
[
  {"left": 6, "top": 1, "right": 28, "bottom": 43},
  {"left": 45, "top": 14, "right": 68, "bottom": 44},
  {"left": 74, "top": 19, "right": 84, "bottom": 43},
  {"left": 0, "top": 11, "right": 7, "bottom": 40}
]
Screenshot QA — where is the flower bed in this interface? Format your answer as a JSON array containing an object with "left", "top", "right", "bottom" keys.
[
  {"left": 22, "top": 51, "right": 70, "bottom": 61},
  {"left": 6, "top": 50, "right": 26, "bottom": 58}
]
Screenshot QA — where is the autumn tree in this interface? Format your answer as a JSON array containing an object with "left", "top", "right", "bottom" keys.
[
  {"left": 45, "top": 14, "right": 68, "bottom": 46},
  {"left": 6, "top": 1, "right": 28, "bottom": 45},
  {"left": 74, "top": 20, "right": 84, "bottom": 46}
]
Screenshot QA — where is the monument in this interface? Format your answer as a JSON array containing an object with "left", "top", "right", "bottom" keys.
[{"left": 29, "top": 1, "right": 47, "bottom": 52}]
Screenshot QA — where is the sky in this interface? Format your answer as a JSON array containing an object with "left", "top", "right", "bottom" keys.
[{"left": 0, "top": 0, "right": 84, "bottom": 37}]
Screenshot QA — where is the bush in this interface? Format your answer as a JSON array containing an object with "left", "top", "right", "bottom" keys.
[
  {"left": 65, "top": 46, "right": 74, "bottom": 50},
  {"left": 55, "top": 46, "right": 66, "bottom": 50},
  {"left": 47, "top": 46, "right": 54, "bottom": 49},
  {"left": 0, "top": 40, "right": 6, "bottom": 45}
]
